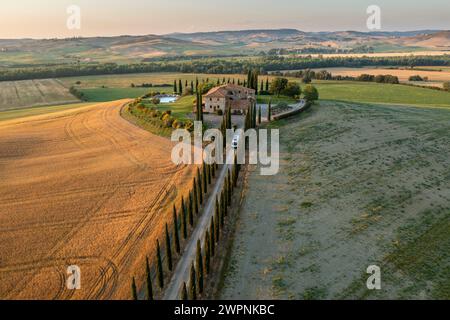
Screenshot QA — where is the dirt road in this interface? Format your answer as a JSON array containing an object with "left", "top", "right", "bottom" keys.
[
  {"left": 164, "top": 152, "right": 235, "bottom": 300},
  {"left": 0, "top": 100, "right": 195, "bottom": 299}
]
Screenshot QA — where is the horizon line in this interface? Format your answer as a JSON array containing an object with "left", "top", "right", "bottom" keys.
[{"left": 1, "top": 27, "right": 447, "bottom": 41}]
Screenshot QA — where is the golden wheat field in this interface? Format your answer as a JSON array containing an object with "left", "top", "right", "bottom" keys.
[{"left": 0, "top": 100, "right": 195, "bottom": 299}]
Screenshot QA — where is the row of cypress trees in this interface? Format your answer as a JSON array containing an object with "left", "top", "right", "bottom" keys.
[
  {"left": 181, "top": 155, "right": 242, "bottom": 300},
  {"left": 245, "top": 101, "right": 259, "bottom": 130},
  {"left": 131, "top": 162, "right": 218, "bottom": 300}
]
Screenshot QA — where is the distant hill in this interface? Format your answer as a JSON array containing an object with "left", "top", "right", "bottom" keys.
[{"left": 0, "top": 29, "right": 448, "bottom": 67}]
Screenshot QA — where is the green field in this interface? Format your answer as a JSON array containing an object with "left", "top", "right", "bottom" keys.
[
  {"left": 313, "top": 80, "right": 450, "bottom": 107},
  {"left": 0, "top": 103, "right": 92, "bottom": 122},
  {"left": 78, "top": 87, "right": 171, "bottom": 102},
  {"left": 59, "top": 73, "right": 250, "bottom": 89}
]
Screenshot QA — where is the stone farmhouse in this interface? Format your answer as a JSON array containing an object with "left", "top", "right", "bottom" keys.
[{"left": 202, "top": 84, "right": 256, "bottom": 114}]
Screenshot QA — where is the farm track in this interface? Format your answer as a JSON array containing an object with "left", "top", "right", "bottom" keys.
[{"left": 0, "top": 100, "right": 195, "bottom": 299}]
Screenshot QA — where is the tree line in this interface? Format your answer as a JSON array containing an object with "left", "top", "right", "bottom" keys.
[{"left": 1, "top": 55, "right": 448, "bottom": 81}]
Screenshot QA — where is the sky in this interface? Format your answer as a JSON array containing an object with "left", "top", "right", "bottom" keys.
[{"left": 0, "top": 0, "right": 449, "bottom": 39}]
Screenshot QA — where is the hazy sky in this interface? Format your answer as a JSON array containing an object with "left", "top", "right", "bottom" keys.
[{"left": 0, "top": 0, "right": 449, "bottom": 39}]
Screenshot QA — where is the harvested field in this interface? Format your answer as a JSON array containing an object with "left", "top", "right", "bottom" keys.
[
  {"left": 0, "top": 79, "right": 79, "bottom": 111},
  {"left": 310, "top": 67, "right": 450, "bottom": 88},
  {"left": 0, "top": 100, "right": 195, "bottom": 299},
  {"left": 221, "top": 101, "right": 450, "bottom": 299}
]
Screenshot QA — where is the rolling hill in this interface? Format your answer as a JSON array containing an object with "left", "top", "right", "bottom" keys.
[{"left": 0, "top": 29, "right": 448, "bottom": 67}]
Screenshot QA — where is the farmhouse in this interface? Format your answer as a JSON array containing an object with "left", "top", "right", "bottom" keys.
[{"left": 203, "top": 84, "right": 255, "bottom": 114}]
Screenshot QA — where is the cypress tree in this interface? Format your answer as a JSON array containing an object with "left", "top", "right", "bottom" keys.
[
  {"left": 207, "top": 164, "right": 212, "bottom": 185},
  {"left": 145, "top": 257, "right": 153, "bottom": 300},
  {"left": 202, "top": 163, "right": 208, "bottom": 193},
  {"left": 261, "top": 80, "right": 264, "bottom": 92},
  {"left": 228, "top": 169, "right": 232, "bottom": 202},
  {"left": 268, "top": 100, "right": 272, "bottom": 121},
  {"left": 156, "top": 239, "right": 164, "bottom": 289},
  {"left": 210, "top": 219, "right": 215, "bottom": 256},
  {"left": 173, "top": 80, "right": 177, "bottom": 94},
  {"left": 181, "top": 282, "right": 188, "bottom": 300},
  {"left": 204, "top": 231, "right": 211, "bottom": 275},
  {"left": 185, "top": 80, "right": 188, "bottom": 88},
  {"left": 222, "top": 189, "right": 227, "bottom": 217},
  {"left": 173, "top": 205, "right": 180, "bottom": 254},
  {"left": 258, "top": 106, "right": 262, "bottom": 125},
  {"left": 165, "top": 223, "right": 173, "bottom": 271},
  {"left": 266, "top": 78, "right": 269, "bottom": 91},
  {"left": 190, "top": 81, "right": 194, "bottom": 93},
  {"left": 196, "top": 240, "right": 204, "bottom": 294},
  {"left": 190, "top": 263, "right": 197, "bottom": 300},
  {"left": 188, "top": 191, "right": 194, "bottom": 227},
  {"left": 233, "top": 154, "right": 238, "bottom": 187},
  {"left": 197, "top": 169, "right": 203, "bottom": 204},
  {"left": 181, "top": 197, "right": 187, "bottom": 239},
  {"left": 193, "top": 178, "right": 199, "bottom": 215},
  {"left": 131, "top": 277, "right": 138, "bottom": 300},
  {"left": 211, "top": 161, "right": 216, "bottom": 178},
  {"left": 214, "top": 208, "right": 220, "bottom": 242},
  {"left": 195, "top": 77, "right": 199, "bottom": 92},
  {"left": 179, "top": 79, "right": 183, "bottom": 95}
]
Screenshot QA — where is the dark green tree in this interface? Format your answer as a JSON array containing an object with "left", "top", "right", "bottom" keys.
[
  {"left": 181, "top": 197, "right": 187, "bottom": 239},
  {"left": 258, "top": 105, "right": 262, "bottom": 125},
  {"left": 173, "top": 205, "right": 180, "bottom": 254},
  {"left": 156, "top": 239, "right": 164, "bottom": 289},
  {"left": 207, "top": 164, "right": 212, "bottom": 185},
  {"left": 210, "top": 219, "right": 215, "bottom": 256},
  {"left": 214, "top": 208, "right": 220, "bottom": 242},
  {"left": 303, "top": 84, "right": 319, "bottom": 102},
  {"left": 179, "top": 79, "right": 183, "bottom": 95},
  {"left": 190, "top": 263, "right": 197, "bottom": 300},
  {"left": 268, "top": 100, "right": 272, "bottom": 121},
  {"left": 204, "top": 231, "right": 211, "bottom": 275},
  {"left": 193, "top": 178, "right": 199, "bottom": 214},
  {"left": 131, "top": 277, "right": 138, "bottom": 300},
  {"left": 165, "top": 223, "right": 173, "bottom": 271},
  {"left": 202, "top": 163, "right": 208, "bottom": 193},
  {"left": 197, "top": 169, "right": 203, "bottom": 204},
  {"left": 181, "top": 282, "right": 188, "bottom": 300},
  {"left": 145, "top": 257, "right": 153, "bottom": 300},
  {"left": 188, "top": 191, "right": 194, "bottom": 227},
  {"left": 173, "top": 80, "right": 177, "bottom": 94},
  {"left": 196, "top": 240, "right": 204, "bottom": 294}
]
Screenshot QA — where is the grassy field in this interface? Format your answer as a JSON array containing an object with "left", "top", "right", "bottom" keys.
[
  {"left": 313, "top": 80, "right": 450, "bottom": 107},
  {"left": 0, "top": 79, "right": 79, "bottom": 111},
  {"left": 78, "top": 87, "right": 167, "bottom": 102},
  {"left": 221, "top": 101, "right": 450, "bottom": 300},
  {"left": 0, "top": 103, "right": 92, "bottom": 122},
  {"left": 58, "top": 73, "right": 252, "bottom": 89}
]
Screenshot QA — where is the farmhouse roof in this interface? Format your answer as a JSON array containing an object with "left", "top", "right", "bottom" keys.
[{"left": 203, "top": 84, "right": 255, "bottom": 98}]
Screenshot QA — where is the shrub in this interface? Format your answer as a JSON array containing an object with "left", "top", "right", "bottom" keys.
[
  {"left": 217, "top": 109, "right": 223, "bottom": 116},
  {"left": 303, "top": 85, "right": 319, "bottom": 102},
  {"left": 163, "top": 116, "right": 175, "bottom": 128},
  {"left": 443, "top": 82, "right": 450, "bottom": 91},
  {"left": 409, "top": 75, "right": 424, "bottom": 81},
  {"left": 184, "top": 120, "right": 194, "bottom": 132}
]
